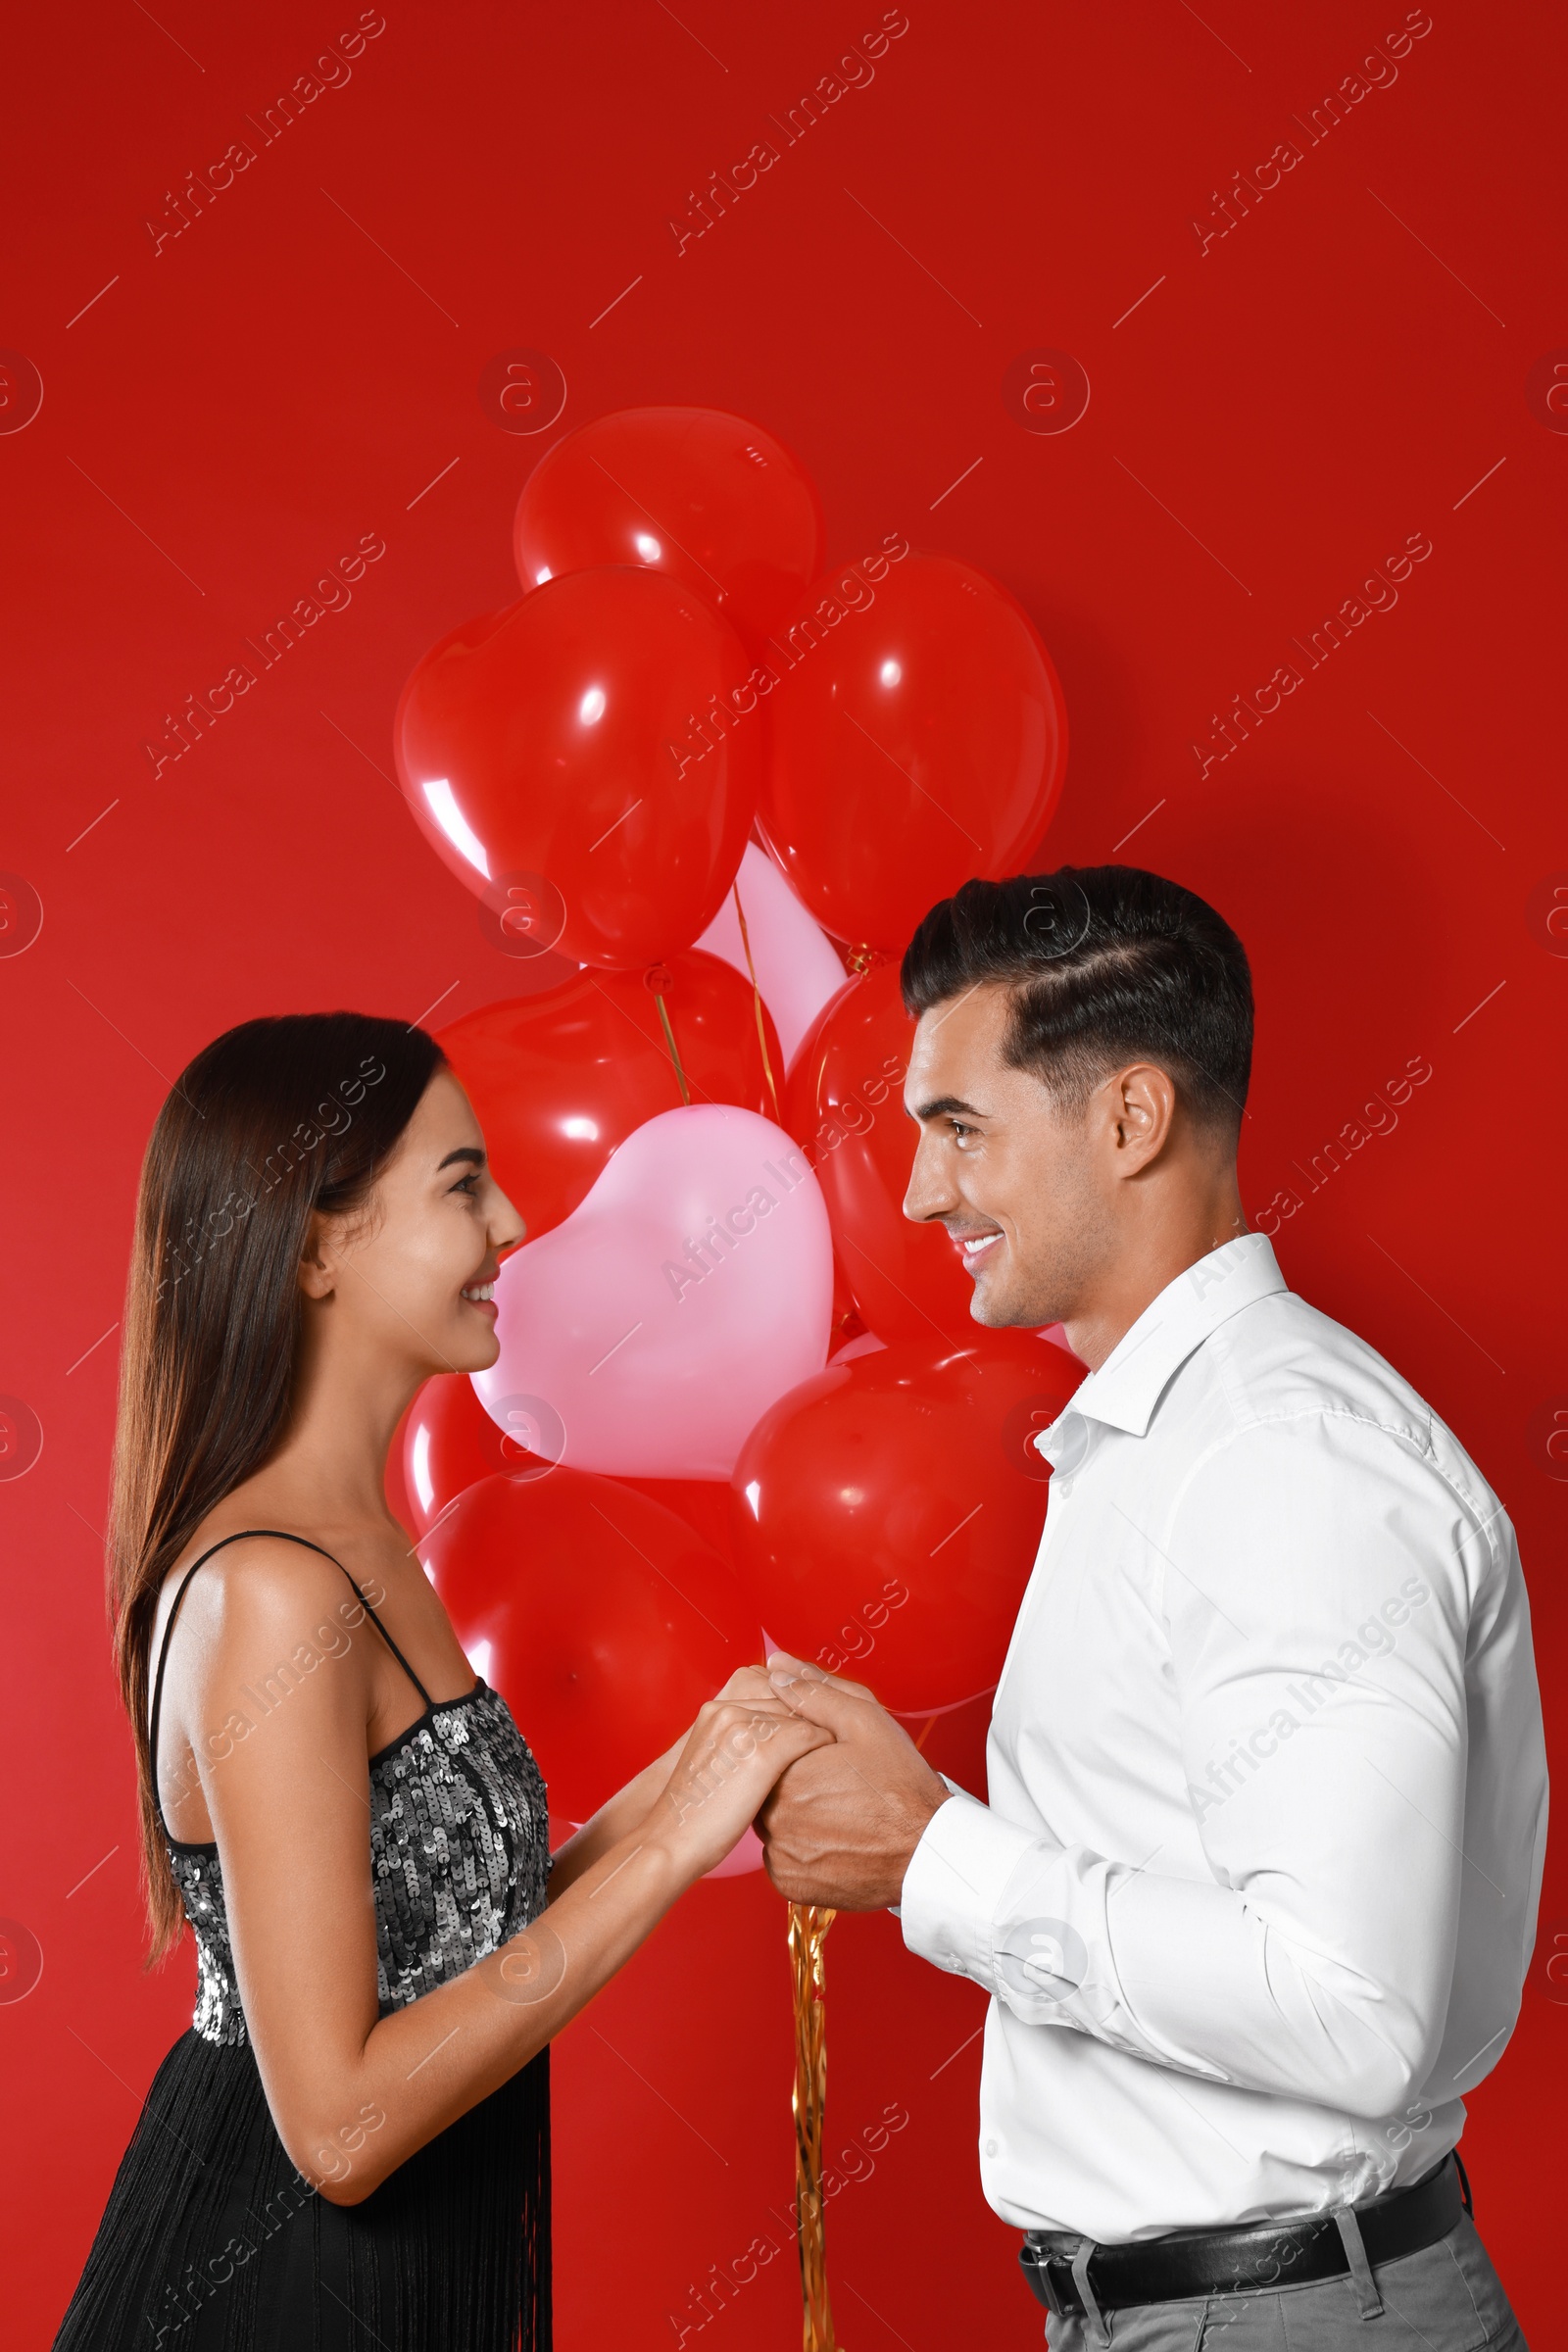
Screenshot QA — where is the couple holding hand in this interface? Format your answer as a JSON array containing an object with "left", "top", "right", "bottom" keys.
[{"left": 57, "top": 866, "right": 1543, "bottom": 2352}]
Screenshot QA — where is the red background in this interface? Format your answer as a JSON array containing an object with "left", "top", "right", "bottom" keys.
[{"left": 3, "top": 1, "right": 1563, "bottom": 2343}]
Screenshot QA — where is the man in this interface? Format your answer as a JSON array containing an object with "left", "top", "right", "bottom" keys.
[{"left": 759, "top": 865, "right": 1545, "bottom": 2349}]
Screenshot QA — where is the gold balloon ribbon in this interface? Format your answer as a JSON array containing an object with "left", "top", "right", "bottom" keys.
[
  {"left": 843, "top": 943, "right": 887, "bottom": 977},
  {"left": 648, "top": 975, "right": 692, "bottom": 1103},
  {"left": 730, "top": 879, "right": 781, "bottom": 1124},
  {"left": 789, "top": 1900, "right": 842, "bottom": 2352}
]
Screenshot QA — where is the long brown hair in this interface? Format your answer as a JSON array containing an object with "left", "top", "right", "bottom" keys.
[{"left": 110, "top": 1012, "right": 448, "bottom": 1959}]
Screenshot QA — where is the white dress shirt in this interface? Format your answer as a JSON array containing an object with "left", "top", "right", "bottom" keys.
[{"left": 899, "top": 1233, "right": 1547, "bottom": 2242}]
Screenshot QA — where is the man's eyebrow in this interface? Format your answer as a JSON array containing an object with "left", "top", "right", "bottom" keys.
[
  {"left": 909, "top": 1095, "right": 988, "bottom": 1122},
  {"left": 436, "top": 1146, "right": 486, "bottom": 1170}
]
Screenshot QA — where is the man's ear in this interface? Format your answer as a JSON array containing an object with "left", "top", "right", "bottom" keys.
[{"left": 1105, "top": 1061, "right": 1178, "bottom": 1175}]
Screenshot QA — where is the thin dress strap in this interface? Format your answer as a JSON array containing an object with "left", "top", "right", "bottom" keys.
[{"left": 148, "top": 1527, "right": 434, "bottom": 1836}]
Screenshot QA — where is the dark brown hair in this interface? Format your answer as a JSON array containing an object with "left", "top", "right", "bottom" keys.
[
  {"left": 109, "top": 1012, "right": 447, "bottom": 1958},
  {"left": 901, "top": 865, "right": 1252, "bottom": 1136}
]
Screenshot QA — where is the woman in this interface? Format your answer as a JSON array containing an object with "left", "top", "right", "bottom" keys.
[{"left": 55, "top": 1011, "right": 830, "bottom": 2351}]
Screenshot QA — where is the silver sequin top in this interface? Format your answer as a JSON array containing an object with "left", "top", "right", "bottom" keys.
[{"left": 168, "top": 1681, "right": 552, "bottom": 2046}]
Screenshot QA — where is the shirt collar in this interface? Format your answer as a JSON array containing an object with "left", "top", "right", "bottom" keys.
[{"left": 1039, "top": 1233, "right": 1287, "bottom": 1451}]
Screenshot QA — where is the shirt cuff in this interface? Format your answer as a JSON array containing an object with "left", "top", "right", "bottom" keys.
[
  {"left": 887, "top": 1776, "right": 968, "bottom": 1918},
  {"left": 898, "top": 1789, "right": 1042, "bottom": 1984}
]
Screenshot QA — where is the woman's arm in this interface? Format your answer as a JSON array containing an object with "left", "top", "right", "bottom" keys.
[{"left": 184, "top": 1543, "right": 828, "bottom": 2205}]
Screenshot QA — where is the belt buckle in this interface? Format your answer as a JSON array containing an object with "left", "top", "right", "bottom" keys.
[{"left": 1020, "top": 2241, "right": 1074, "bottom": 2319}]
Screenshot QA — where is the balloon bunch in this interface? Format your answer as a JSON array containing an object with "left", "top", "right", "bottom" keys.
[{"left": 391, "top": 406, "right": 1082, "bottom": 1847}]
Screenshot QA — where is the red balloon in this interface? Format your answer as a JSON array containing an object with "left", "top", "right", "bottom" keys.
[
  {"left": 424, "top": 1469, "right": 760, "bottom": 1824},
  {"left": 728, "top": 1335, "right": 1084, "bottom": 1713},
  {"left": 613, "top": 1476, "right": 736, "bottom": 1564},
  {"left": 759, "top": 554, "right": 1067, "bottom": 954},
  {"left": 438, "top": 950, "right": 784, "bottom": 1241},
  {"left": 395, "top": 567, "right": 760, "bottom": 968},
  {"left": 402, "top": 1374, "right": 527, "bottom": 1534},
  {"left": 787, "top": 962, "right": 989, "bottom": 1348},
  {"left": 828, "top": 1263, "right": 867, "bottom": 1353},
  {"left": 514, "top": 407, "right": 825, "bottom": 648}
]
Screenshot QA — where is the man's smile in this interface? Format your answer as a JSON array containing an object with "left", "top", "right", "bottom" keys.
[{"left": 952, "top": 1226, "right": 1004, "bottom": 1276}]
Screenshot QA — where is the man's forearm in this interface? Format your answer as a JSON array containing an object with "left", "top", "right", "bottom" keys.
[{"left": 900, "top": 1790, "right": 1452, "bottom": 2118}]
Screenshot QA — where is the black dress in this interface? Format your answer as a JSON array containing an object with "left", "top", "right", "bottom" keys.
[{"left": 54, "top": 1530, "right": 553, "bottom": 2351}]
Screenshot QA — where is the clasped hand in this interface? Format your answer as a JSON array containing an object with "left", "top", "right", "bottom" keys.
[{"left": 660, "top": 1654, "right": 953, "bottom": 1911}]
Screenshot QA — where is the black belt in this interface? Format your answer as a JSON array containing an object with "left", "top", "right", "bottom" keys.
[{"left": 1020, "top": 2150, "right": 1471, "bottom": 2320}]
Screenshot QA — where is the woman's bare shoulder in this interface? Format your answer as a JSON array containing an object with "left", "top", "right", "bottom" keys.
[{"left": 156, "top": 1525, "right": 363, "bottom": 1659}]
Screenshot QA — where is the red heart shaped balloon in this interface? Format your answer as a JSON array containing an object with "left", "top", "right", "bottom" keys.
[
  {"left": 729, "top": 1333, "right": 1084, "bottom": 1713},
  {"left": 786, "top": 960, "right": 981, "bottom": 1347},
  {"left": 513, "top": 406, "right": 824, "bottom": 648},
  {"left": 759, "top": 553, "right": 1067, "bottom": 954},
  {"left": 438, "top": 950, "right": 783, "bottom": 1243},
  {"left": 395, "top": 566, "right": 760, "bottom": 967},
  {"left": 402, "top": 1372, "right": 522, "bottom": 1535},
  {"left": 424, "top": 1467, "right": 760, "bottom": 1824}
]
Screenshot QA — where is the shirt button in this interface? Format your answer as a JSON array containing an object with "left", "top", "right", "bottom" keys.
[{"left": 985, "top": 2139, "right": 999, "bottom": 2157}]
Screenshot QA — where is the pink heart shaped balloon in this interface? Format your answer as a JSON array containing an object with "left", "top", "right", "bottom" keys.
[{"left": 474, "top": 1104, "right": 833, "bottom": 1479}]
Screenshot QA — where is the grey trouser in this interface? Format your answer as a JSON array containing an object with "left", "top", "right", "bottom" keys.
[{"left": 1039, "top": 2213, "right": 1528, "bottom": 2350}]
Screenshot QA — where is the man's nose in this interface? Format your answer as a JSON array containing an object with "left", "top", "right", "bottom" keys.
[{"left": 902, "top": 1133, "right": 954, "bottom": 1225}]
